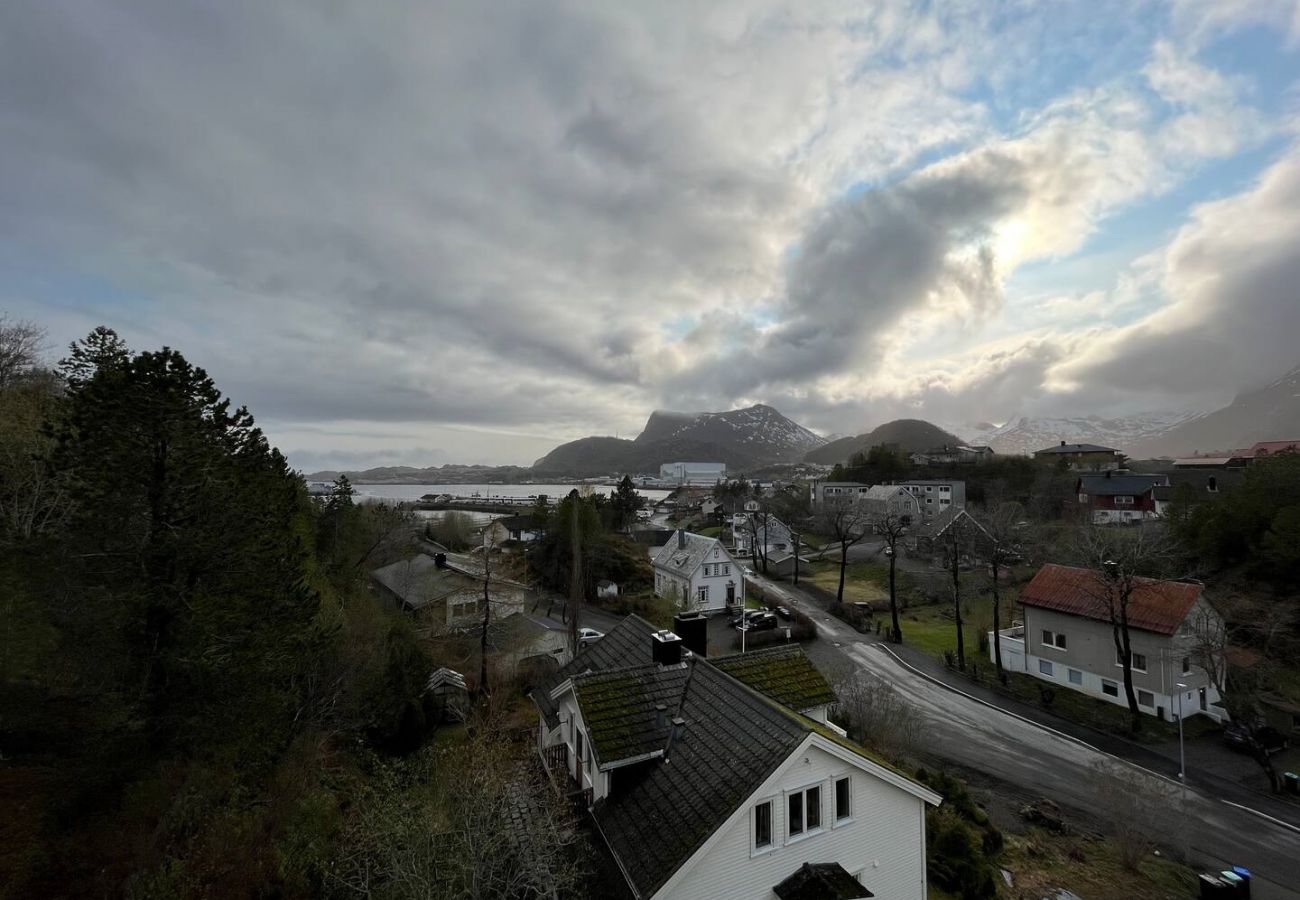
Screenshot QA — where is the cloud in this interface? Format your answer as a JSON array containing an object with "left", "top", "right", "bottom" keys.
[{"left": 0, "top": 1, "right": 1296, "bottom": 465}]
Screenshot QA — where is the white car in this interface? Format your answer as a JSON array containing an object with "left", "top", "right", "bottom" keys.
[{"left": 578, "top": 627, "right": 604, "bottom": 646}]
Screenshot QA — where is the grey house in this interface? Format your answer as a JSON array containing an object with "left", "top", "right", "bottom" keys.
[{"left": 991, "top": 563, "right": 1225, "bottom": 722}]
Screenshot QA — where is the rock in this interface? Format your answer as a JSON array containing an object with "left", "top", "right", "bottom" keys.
[
  {"left": 1000, "top": 868, "right": 1013, "bottom": 888},
  {"left": 1019, "top": 798, "right": 1069, "bottom": 834}
]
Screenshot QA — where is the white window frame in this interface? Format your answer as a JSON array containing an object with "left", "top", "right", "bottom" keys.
[
  {"left": 833, "top": 775, "right": 852, "bottom": 826},
  {"left": 784, "top": 782, "right": 824, "bottom": 844},
  {"left": 1041, "top": 629, "right": 1067, "bottom": 651},
  {"left": 750, "top": 797, "right": 777, "bottom": 857},
  {"left": 1038, "top": 659, "right": 1054, "bottom": 677},
  {"left": 697, "top": 586, "right": 708, "bottom": 603},
  {"left": 1102, "top": 679, "right": 1119, "bottom": 697},
  {"left": 1113, "top": 495, "right": 1135, "bottom": 506},
  {"left": 1137, "top": 689, "right": 1155, "bottom": 708},
  {"left": 1068, "top": 668, "right": 1083, "bottom": 686}
]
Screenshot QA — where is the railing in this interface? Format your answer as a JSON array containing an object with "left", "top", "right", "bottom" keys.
[{"left": 543, "top": 742, "right": 568, "bottom": 773}]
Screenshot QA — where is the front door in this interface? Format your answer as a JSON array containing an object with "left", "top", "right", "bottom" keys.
[
  {"left": 726, "top": 582, "right": 735, "bottom": 605},
  {"left": 1199, "top": 687, "right": 1207, "bottom": 712}
]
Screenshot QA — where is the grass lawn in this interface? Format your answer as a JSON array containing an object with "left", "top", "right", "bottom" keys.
[
  {"left": 996, "top": 829, "right": 1199, "bottom": 899},
  {"left": 806, "top": 559, "right": 889, "bottom": 604},
  {"left": 696, "top": 525, "right": 724, "bottom": 537}
]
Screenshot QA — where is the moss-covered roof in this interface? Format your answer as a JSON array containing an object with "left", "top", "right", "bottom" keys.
[
  {"left": 572, "top": 663, "right": 689, "bottom": 766},
  {"left": 710, "top": 645, "right": 836, "bottom": 711}
]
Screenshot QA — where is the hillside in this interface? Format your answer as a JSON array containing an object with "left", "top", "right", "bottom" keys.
[
  {"left": 961, "top": 411, "right": 1204, "bottom": 457},
  {"left": 532, "top": 404, "right": 824, "bottom": 475},
  {"left": 1128, "top": 364, "right": 1300, "bottom": 457},
  {"left": 303, "top": 463, "right": 532, "bottom": 484},
  {"left": 804, "top": 419, "right": 962, "bottom": 465}
]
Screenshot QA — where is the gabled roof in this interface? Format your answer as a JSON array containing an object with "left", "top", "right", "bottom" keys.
[
  {"left": 1242, "top": 440, "right": 1300, "bottom": 457},
  {"left": 530, "top": 614, "right": 660, "bottom": 728},
  {"left": 862, "top": 484, "right": 912, "bottom": 501},
  {"left": 1076, "top": 473, "right": 1165, "bottom": 496},
  {"left": 572, "top": 663, "right": 690, "bottom": 767},
  {"left": 711, "top": 645, "right": 836, "bottom": 711},
  {"left": 1019, "top": 563, "right": 1203, "bottom": 635},
  {"left": 369, "top": 554, "right": 478, "bottom": 609},
  {"left": 1034, "top": 443, "right": 1120, "bottom": 455},
  {"left": 774, "top": 862, "right": 874, "bottom": 900},
  {"left": 492, "top": 514, "right": 541, "bottom": 531},
  {"left": 652, "top": 531, "right": 729, "bottom": 577}
]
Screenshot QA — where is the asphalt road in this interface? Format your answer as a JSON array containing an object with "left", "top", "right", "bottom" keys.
[{"left": 747, "top": 572, "right": 1300, "bottom": 898}]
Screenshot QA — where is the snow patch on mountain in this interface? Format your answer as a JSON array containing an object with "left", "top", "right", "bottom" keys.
[{"left": 946, "top": 411, "right": 1206, "bottom": 456}]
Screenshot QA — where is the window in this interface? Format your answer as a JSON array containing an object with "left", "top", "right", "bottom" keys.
[
  {"left": 697, "top": 587, "right": 708, "bottom": 603},
  {"left": 1182, "top": 657, "right": 1190, "bottom": 674},
  {"left": 1068, "top": 669, "right": 1083, "bottom": 685},
  {"left": 1102, "top": 680, "right": 1119, "bottom": 697},
  {"left": 1116, "top": 649, "right": 1148, "bottom": 672},
  {"left": 940, "top": 485, "right": 950, "bottom": 493},
  {"left": 940, "top": 498, "right": 950, "bottom": 505},
  {"left": 1041, "top": 630, "right": 1066, "bottom": 650},
  {"left": 1207, "top": 477, "right": 1218, "bottom": 493},
  {"left": 1114, "top": 495, "right": 1134, "bottom": 505},
  {"left": 1138, "top": 690, "right": 1155, "bottom": 707},
  {"left": 753, "top": 800, "right": 773, "bottom": 851},
  {"left": 1078, "top": 493, "right": 1089, "bottom": 503},
  {"left": 1039, "top": 659, "right": 1054, "bottom": 676},
  {"left": 835, "top": 777, "right": 851, "bottom": 823},
  {"left": 787, "top": 785, "right": 822, "bottom": 839},
  {"left": 722, "top": 564, "right": 730, "bottom": 575}
]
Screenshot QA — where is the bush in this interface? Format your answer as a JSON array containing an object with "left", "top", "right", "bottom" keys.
[{"left": 916, "top": 769, "right": 1004, "bottom": 899}]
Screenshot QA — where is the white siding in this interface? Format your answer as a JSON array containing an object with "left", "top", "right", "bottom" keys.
[{"left": 655, "top": 742, "right": 927, "bottom": 900}]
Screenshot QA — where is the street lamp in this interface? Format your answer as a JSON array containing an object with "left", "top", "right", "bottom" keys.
[{"left": 1176, "top": 681, "right": 1188, "bottom": 781}]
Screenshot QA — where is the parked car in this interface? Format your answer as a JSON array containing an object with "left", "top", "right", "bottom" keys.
[
  {"left": 737, "top": 612, "right": 778, "bottom": 632},
  {"left": 728, "top": 609, "right": 765, "bottom": 628},
  {"left": 577, "top": 627, "right": 604, "bottom": 646},
  {"left": 775, "top": 605, "right": 793, "bottom": 620},
  {"left": 1222, "top": 722, "right": 1289, "bottom": 755}
]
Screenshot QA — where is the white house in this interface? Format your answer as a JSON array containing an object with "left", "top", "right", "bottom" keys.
[
  {"left": 897, "top": 480, "right": 965, "bottom": 523},
  {"left": 732, "top": 512, "right": 796, "bottom": 558},
  {"left": 482, "top": 514, "right": 545, "bottom": 548},
  {"left": 859, "top": 485, "right": 921, "bottom": 524},
  {"left": 653, "top": 530, "right": 744, "bottom": 613},
  {"left": 532, "top": 618, "right": 942, "bottom": 900},
  {"left": 990, "top": 564, "right": 1225, "bottom": 722},
  {"left": 812, "top": 481, "right": 872, "bottom": 509}
]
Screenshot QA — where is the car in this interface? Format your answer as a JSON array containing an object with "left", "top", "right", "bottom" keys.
[
  {"left": 577, "top": 627, "right": 604, "bottom": 646},
  {"left": 737, "top": 612, "right": 778, "bottom": 632},
  {"left": 742, "top": 566, "right": 755, "bottom": 577},
  {"left": 775, "top": 605, "right": 793, "bottom": 620},
  {"left": 728, "top": 609, "right": 765, "bottom": 628},
  {"left": 1222, "top": 722, "right": 1289, "bottom": 755}
]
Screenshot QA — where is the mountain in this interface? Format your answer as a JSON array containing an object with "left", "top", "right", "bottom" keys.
[
  {"left": 533, "top": 404, "right": 826, "bottom": 476},
  {"left": 957, "top": 411, "right": 1205, "bottom": 457},
  {"left": 1127, "top": 365, "right": 1300, "bottom": 458},
  {"left": 803, "top": 419, "right": 963, "bottom": 465}
]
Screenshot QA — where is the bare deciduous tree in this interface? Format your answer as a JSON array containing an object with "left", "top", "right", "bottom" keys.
[
  {"left": 1071, "top": 526, "right": 1179, "bottom": 733},
  {"left": 834, "top": 671, "right": 923, "bottom": 761},
  {"left": 871, "top": 511, "right": 909, "bottom": 643},
  {"left": 1090, "top": 759, "right": 1187, "bottom": 870},
  {"left": 818, "top": 496, "right": 871, "bottom": 604},
  {"left": 0, "top": 315, "right": 45, "bottom": 389},
  {"left": 980, "top": 503, "right": 1024, "bottom": 685}
]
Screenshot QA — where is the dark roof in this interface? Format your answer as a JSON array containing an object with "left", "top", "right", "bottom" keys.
[
  {"left": 652, "top": 530, "right": 730, "bottom": 577},
  {"left": 1076, "top": 473, "right": 1165, "bottom": 496},
  {"left": 1020, "top": 563, "right": 1203, "bottom": 635},
  {"left": 572, "top": 663, "right": 689, "bottom": 766},
  {"left": 711, "top": 645, "right": 836, "bottom": 711},
  {"left": 1034, "top": 443, "right": 1120, "bottom": 455},
  {"left": 1151, "top": 469, "right": 1245, "bottom": 501},
  {"left": 530, "top": 615, "right": 660, "bottom": 728},
  {"left": 592, "top": 661, "right": 811, "bottom": 898},
  {"left": 495, "top": 514, "right": 540, "bottom": 530},
  {"left": 774, "top": 862, "right": 874, "bottom": 900},
  {"left": 369, "top": 554, "right": 478, "bottom": 609}
]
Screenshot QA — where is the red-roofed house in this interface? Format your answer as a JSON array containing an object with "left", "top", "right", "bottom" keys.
[
  {"left": 990, "top": 564, "right": 1226, "bottom": 722},
  {"left": 1238, "top": 440, "right": 1300, "bottom": 461}
]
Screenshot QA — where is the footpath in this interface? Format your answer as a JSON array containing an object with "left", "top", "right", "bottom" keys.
[{"left": 751, "top": 570, "right": 1300, "bottom": 831}]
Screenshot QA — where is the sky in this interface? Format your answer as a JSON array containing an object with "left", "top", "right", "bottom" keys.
[{"left": 3, "top": 1, "right": 1300, "bottom": 469}]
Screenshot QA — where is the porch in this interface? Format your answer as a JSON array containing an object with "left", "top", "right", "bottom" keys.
[{"left": 540, "top": 741, "right": 593, "bottom": 809}]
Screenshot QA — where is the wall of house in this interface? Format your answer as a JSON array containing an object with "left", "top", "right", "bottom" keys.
[
  {"left": 656, "top": 741, "right": 927, "bottom": 900},
  {"left": 687, "top": 543, "right": 743, "bottom": 612},
  {"left": 1018, "top": 606, "right": 1222, "bottom": 720},
  {"left": 900, "top": 481, "right": 964, "bottom": 522},
  {"left": 539, "top": 692, "right": 609, "bottom": 802}
]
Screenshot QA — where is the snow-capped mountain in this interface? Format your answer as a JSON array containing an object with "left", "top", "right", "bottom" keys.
[
  {"left": 642, "top": 404, "right": 826, "bottom": 459},
  {"left": 948, "top": 411, "right": 1206, "bottom": 456}
]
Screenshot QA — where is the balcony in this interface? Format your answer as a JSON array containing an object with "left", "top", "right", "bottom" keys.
[{"left": 540, "top": 742, "right": 593, "bottom": 810}]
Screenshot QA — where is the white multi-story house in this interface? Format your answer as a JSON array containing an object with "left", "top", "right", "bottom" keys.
[
  {"left": 990, "top": 563, "right": 1225, "bottom": 721},
  {"left": 532, "top": 617, "right": 942, "bottom": 900},
  {"left": 811, "top": 481, "right": 872, "bottom": 509},
  {"left": 897, "top": 480, "right": 965, "bottom": 523},
  {"left": 653, "top": 530, "right": 744, "bottom": 612}
]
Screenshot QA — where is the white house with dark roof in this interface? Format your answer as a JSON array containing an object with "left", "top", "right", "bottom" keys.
[
  {"left": 530, "top": 617, "right": 942, "bottom": 900},
  {"left": 653, "top": 530, "right": 744, "bottom": 612}
]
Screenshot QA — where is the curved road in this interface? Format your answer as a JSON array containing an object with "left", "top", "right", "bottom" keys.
[{"left": 751, "top": 573, "right": 1300, "bottom": 898}]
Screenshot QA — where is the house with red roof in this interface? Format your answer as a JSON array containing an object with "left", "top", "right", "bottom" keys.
[{"left": 990, "top": 564, "right": 1226, "bottom": 722}]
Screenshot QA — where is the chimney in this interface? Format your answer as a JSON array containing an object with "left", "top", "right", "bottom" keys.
[
  {"left": 671, "top": 716, "right": 686, "bottom": 743},
  {"left": 673, "top": 612, "right": 708, "bottom": 657},
  {"left": 652, "top": 629, "right": 683, "bottom": 666},
  {"left": 677, "top": 529, "right": 686, "bottom": 549},
  {"left": 1060, "top": 440, "right": 1066, "bottom": 447},
  {"left": 654, "top": 703, "right": 667, "bottom": 730}
]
